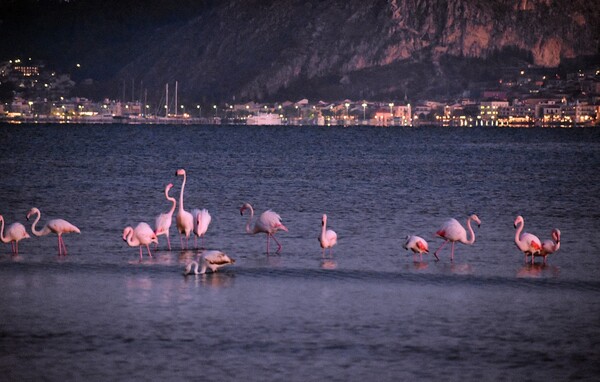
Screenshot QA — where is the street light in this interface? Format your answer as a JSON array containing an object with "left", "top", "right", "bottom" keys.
[
  {"left": 196, "top": 105, "right": 201, "bottom": 118},
  {"left": 213, "top": 105, "right": 217, "bottom": 117},
  {"left": 388, "top": 102, "right": 394, "bottom": 126},
  {"left": 344, "top": 102, "right": 350, "bottom": 119}
]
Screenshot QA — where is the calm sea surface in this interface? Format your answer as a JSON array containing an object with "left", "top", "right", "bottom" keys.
[{"left": 0, "top": 123, "right": 599, "bottom": 381}]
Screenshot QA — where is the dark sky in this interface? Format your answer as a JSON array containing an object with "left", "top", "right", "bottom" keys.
[{"left": 0, "top": 0, "right": 207, "bottom": 79}]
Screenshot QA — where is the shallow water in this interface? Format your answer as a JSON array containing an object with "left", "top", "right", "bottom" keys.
[{"left": 1, "top": 124, "right": 599, "bottom": 380}]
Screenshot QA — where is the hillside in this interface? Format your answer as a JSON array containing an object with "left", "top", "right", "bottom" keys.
[{"left": 1, "top": 0, "right": 598, "bottom": 103}]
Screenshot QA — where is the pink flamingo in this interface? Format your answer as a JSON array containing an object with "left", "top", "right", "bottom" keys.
[
  {"left": 183, "top": 250, "right": 235, "bottom": 275},
  {"left": 123, "top": 222, "right": 158, "bottom": 261},
  {"left": 240, "top": 202, "right": 288, "bottom": 253},
  {"left": 538, "top": 228, "right": 561, "bottom": 263},
  {"left": 192, "top": 208, "right": 212, "bottom": 249},
  {"left": 514, "top": 215, "right": 542, "bottom": 264},
  {"left": 154, "top": 183, "right": 176, "bottom": 250},
  {"left": 319, "top": 214, "right": 337, "bottom": 256},
  {"left": 403, "top": 235, "right": 429, "bottom": 262},
  {"left": 0, "top": 215, "right": 30, "bottom": 255},
  {"left": 26, "top": 207, "right": 80, "bottom": 256},
  {"left": 434, "top": 214, "right": 481, "bottom": 261},
  {"left": 175, "top": 169, "right": 194, "bottom": 249}
]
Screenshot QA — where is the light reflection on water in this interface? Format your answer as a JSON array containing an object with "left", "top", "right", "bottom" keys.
[{"left": 0, "top": 124, "right": 599, "bottom": 380}]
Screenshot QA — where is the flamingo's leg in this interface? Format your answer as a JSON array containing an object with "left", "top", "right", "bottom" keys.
[
  {"left": 272, "top": 234, "right": 283, "bottom": 253},
  {"left": 450, "top": 242, "right": 455, "bottom": 262},
  {"left": 146, "top": 244, "right": 153, "bottom": 258},
  {"left": 433, "top": 240, "right": 448, "bottom": 261},
  {"left": 266, "top": 234, "right": 270, "bottom": 254},
  {"left": 61, "top": 237, "right": 68, "bottom": 256}
]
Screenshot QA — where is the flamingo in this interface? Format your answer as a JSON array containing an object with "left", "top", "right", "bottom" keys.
[
  {"left": 192, "top": 208, "right": 212, "bottom": 249},
  {"left": 240, "top": 202, "right": 288, "bottom": 254},
  {"left": 26, "top": 207, "right": 80, "bottom": 256},
  {"left": 154, "top": 183, "right": 176, "bottom": 251},
  {"left": 183, "top": 250, "right": 235, "bottom": 275},
  {"left": 123, "top": 222, "right": 158, "bottom": 261},
  {"left": 318, "top": 214, "right": 337, "bottom": 256},
  {"left": 538, "top": 228, "right": 561, "bottom": 263},
  {"left": 0, "top": 215, "right": 30, "bottom": 255},
  {"left": 434, "top": 214, "right": 481, "bottom": 261},
  {"left": 403, "top": 235, "right": 429, "bottom": 262},
  {"left": 175, "top": 169, "right": 194, "bottom": 249},
  {"left": 514, "top": 215, "right": 542, "bottom": 264}
]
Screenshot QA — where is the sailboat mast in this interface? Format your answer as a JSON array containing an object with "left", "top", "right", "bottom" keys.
[
  {"left": 175, "top": 80, "right": 178, "bottom": 117},
  {"left": 165, "top": 83, "right": 169, "bottom": 117}
]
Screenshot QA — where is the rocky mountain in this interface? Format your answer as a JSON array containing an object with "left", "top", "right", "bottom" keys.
[{"left": 1, "top": 0, "right": 599, "bottom": 103}]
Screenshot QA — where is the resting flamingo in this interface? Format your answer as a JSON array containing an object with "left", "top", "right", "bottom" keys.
[
  {"left": 183, "top": 250, "right": 235, "bottom": 275},
  {"left": 154, "top": 183, "right": 176, "bottom": 251},
  {"left": 318, "top": 214, "right": 337, "bottom": 256},
  {"left": 192, "top": 208, "right": 212, "bottom": 249},
  {"left": 0, "top": 215, "right": 30, "bottom": 255},
  {"left": 403, "top": 235, "right": 429, "bottom": 262},
  {"left": 175, "top": 169, "right": 194, "bottom": 249},
  {"left": 123, "top": 222, "right": 158, "bottom": 261},
  {"left": 240, "top": 202, "right": 288, "bottom": 254},
  {"left": 26, "top": 207, "right": 80, "bottom": 256},
  {"left": 434, "top": 214, "right": 481, "bottom": 261},
  {"left": 538, "top": 228, "right": 561, "bottom": 263},
  {"left": 514, "top": 215, "right": 542, "bottom": 264}
]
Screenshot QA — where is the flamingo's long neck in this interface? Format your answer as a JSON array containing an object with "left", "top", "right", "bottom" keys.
[
  {"left": 321, "top": 219, "right": 327, "bottom": 241},
  {"left": 179, "top": 173, "right": 186, "bottom": 213},
  {"left": 166, "top": 189, "right": 177, "bottom": 216},
  {"left": 125, "top": 228, "right": 140, "bottom": 247},
  {"left": 464, "top": 217, "right": 476, "bottom": 244},
  {"left": 0, "top": 217, "right": 7, "bottom": 244},
  {"left": 245, "top": 205, "right": 255, "bottom": 234},
  {"left": 186, "top": 261, "right": 199, "bottom": 274},
  {"left": 29, "top": 210, "right": 48, "bottom": 237},
  {"left": 514, "top": 220, "right": 525, "bottom": 248},
  {"left": 552, "top": 231, "right": 561, "bottom": 251}
]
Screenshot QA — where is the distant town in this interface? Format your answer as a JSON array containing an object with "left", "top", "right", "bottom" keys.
[{"left": 1, "top": 58, "right": 599, "bottom": 127}]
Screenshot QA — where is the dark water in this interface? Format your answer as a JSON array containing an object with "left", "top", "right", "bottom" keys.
[{"left": 1, "top": 124, "right": 599, "bottom": 381}]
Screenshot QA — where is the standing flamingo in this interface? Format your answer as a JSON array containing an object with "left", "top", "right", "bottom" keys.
[
  {"left": 154, "top": 183, "right": 176, "bottom": 250},
  {"left": 538, "top": 228, "right": 561, "bottom": 263},
  {"left": 175, "top": 169, "right": 194, "bottom": 249},
  {"left": 434, "top": 214, "right": 481, "bottom": 261},
  {"left": 26, "top": 207, "right": 80, "bottom": 256},
  {"left": 514, "top": 215, "right": 542, "bottom": 264},
  {"left": 403, "top": 235, "right": 429, "bottom": 262},
  {"left": 0, "top": 215, "right": 30, "bottom": 255},
  {"left": 123, "top": 222, "right": 158, "bottom": 261},
  {"left": 192, "top": 208, "right": 212, "bottom": 249},
  {"left": 318, "top": 214, "right": 337, "bottom": 256},
  {"left": 240, "top": 202, "right": 288, "bottom": 254}
]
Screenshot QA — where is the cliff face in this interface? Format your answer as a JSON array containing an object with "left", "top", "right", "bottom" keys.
[{"left": 8, "top": 0, "right": 597, "bottom": 102}]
